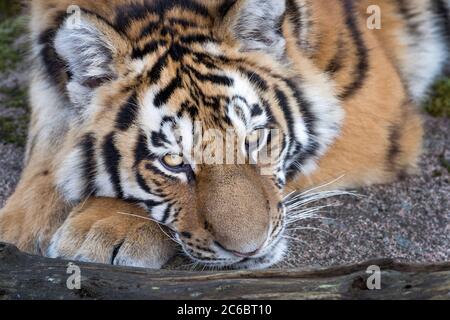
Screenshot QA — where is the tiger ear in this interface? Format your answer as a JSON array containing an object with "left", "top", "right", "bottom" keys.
[
  {"left": 54, "top": 15, "right": 119, "bottom": 106},
  {"left": 220, "top": 0, "right": 287, "bottom": 60}
]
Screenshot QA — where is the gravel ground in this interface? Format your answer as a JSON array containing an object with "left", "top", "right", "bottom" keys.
[
  {"left": 281, "top": 115, "right": 450, "bottom": 268},
  {"left": 0, "top": 143, "right": 23, "bottom": 207}
]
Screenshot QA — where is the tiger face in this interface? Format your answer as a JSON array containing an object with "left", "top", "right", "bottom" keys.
[{"left": 50, "top": 0, "right": 343, "bottom": 269}]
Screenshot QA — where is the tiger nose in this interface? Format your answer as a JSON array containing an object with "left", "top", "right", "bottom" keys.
[{"left": 197, "top": 165, "right": 270, "bottom": 255}]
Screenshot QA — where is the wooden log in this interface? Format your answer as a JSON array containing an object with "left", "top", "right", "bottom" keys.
[{"left": 0, "top": 242, "right": 449, "bottom": 300}]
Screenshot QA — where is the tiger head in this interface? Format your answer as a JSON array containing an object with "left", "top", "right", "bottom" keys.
[{"left": 51, "top": 0, "right": 342, "bottom": 269}]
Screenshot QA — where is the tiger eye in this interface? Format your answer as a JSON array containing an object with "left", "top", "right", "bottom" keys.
[{"left": 162, "top": 154, "right": 184, "bottom": 168}]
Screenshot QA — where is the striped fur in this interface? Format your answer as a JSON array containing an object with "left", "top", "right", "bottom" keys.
[{"left": 0, "top": 0, "right": 448, "bottom": 269}]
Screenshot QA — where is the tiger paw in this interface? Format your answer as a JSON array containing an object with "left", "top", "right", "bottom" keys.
[{"left": 46, "top": 198, "right": 176, "bottom": 269}]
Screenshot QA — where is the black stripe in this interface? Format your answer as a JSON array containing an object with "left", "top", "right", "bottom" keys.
[
  {"left": 251, "top": 104, "right": 264, "bottom": 117},
  {"left": 37, "top": 12, "right": 67, "bottom": 86},
  {"left": 280, "top": 79, "right": 321, "bottom": 179},
  {"left": 80, "top": 133, "right": 98, "bottom": 198},
  {"left": 192, "top": 52, "right": 222, "bottom": 70},
  {"left": 151, "top": 131, "right": 171, "bottom": 148},
  {"left": 286, "top": 0, "right": 303, "bottom": 48},
  {"left": 432, "top": 0, "right": 450, "bottom": 47},
  {"left": 115, "top": 0, "right": 209, "bottom": 31},
  {"left": 115, "top": 4, "right": 151, "bottom": 32},
  {"left": 148, "top": 51, "right": 169, "bottom": 83},
  {"left": 132, "top": 40, "right": 166, "bottom": 59},
  {"left": 168, "top": 18, "right": 199, "bottom": 28},
  {"left": 180, "top": 100, "right": 199, "bottom": 118},
  {"left": 325, "top": 35, "right": 345, "bottom": 75},
  {"left": 152, "top": 0, "right": 210, "bottom": 18},
  {"left": 140, "top": 21, "right": 161, "bottom": 38},
  {"left": 116, "top": 92, "right": 139, "bottom": 131},
  {"left": 262, "top": 99, "right": 278, "bottom": 127},
  {"left": 111, "top": 242, "right": 124, "bottom": 265},
  {"left": 124, "top": 198, "right": 164, "bottom": 211},
  {"left": 153, "top": 24, "right": 203, "bottom": 44},
  {"left": 179, "top": 34, "right": 216, "bottom": 44},
  {"left": 154, "top": 73, "right": 183, "bottom": 107},
  {"left": 144, "top": 163, "right": 178, "bottom": 182},
  {"left": 218, "top": 0, "right": 237, "bottom": 18},
  {"left": 143, "top": 199, "right": 164, "bottom": 210},
  {"left": 153, "top": 188, "right": 168, "bottom": 197},
  {"left": 339, "top": 0, "right": 369, "bottom": 100},
  {"left": 283, "top": 78, "right": 316, "bottom": 137},
  {"left": 162, "top": 116, "right": 175, "bottom": 124},
  {"left": 275, "top": 88, "right": 296, "bottom": 142},
  {"left": 134, "top": 133, "right": 154, "bottom": 167},
  {"left": 238, "top": 67, "right": 269, "bottom": 91},
  {"left": 387, "top": 124, "right": 402, "bottom": 170},
  {"left": 134, "top": 133, "right": 157, "bottom": 194},
  {"left": 396, "top": 0, "right": 423, "bottom": 37},
  {"left": 136, "top": 172, "right": 152, "bottom": 195},
  {"left": 168, "top": 43, "right": 190, "bottom": 61},
  {"left": 103, "top": 133, "right": 123, "bottom": 198},
  {"left": 181, "top": 231, "right": 192, "bottom": 239},
  {"left": 161, "top": 203, "right": 173, "bottom": 224},
  {"left": 185, "top": 66, "right": 234, "bottom": 86}
]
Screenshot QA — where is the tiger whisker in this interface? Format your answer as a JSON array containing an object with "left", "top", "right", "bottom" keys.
[
  {"left": 284, "top": 190, "right": 360, "bottom": 208},
  {"left": 285, "top": 205, "right": 335, "bottom": 221},
  {"left": 286, "top": 226, "right": 332, "bottom": 236},
  {"left": 116, "top": 211, "right": 183, "bottom": 246},
  {"left": 286, "top": 203, "right": 339, "bottom": 215},
  {"left": 285, "top": 213, "right": 336, "bottom": 225},
  {"left": 281, "top": 235, "right": 311, "bottom": 247},
  {"left": 293, "top": 174, "right": 347, "bottom": 198}
]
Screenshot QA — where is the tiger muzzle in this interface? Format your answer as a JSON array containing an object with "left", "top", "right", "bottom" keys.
[{"left": 196, "top": 165, "right": 271, "bottom": 255}]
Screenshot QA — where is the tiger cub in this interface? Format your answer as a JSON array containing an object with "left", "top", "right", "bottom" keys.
[{"left": 0, "top": 0, "right": 448, "bottom": 269}]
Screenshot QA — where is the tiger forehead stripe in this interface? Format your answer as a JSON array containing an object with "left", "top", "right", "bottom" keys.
[{"left": 115, "top": 0, "right": 211, "bottom": 32}]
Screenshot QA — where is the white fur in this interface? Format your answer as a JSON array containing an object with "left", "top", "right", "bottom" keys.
[
  {"left": 295, "top": 70, "right": 344, "bottom": 176},
  {"left": 149, "top": 202, "right": 169, "bottom": 222},
  {"left": 45, "top": 232, "right": 63, "bottom": 258},
  {"left": 27, "top": 72, "right": 72, "bottom": 162},
  {"left": 140, "top": 88, "right": 166, "bottom": 132},
  {"left": 233, "top": 0, "right": 287, "bottom": 59},
  {"left": 202, "top": 42, "right": 222, "bottom": 56},
  {"left": 395, "top": 1, "right": 448, "bottom": 102},
  {"left": 236, "top": 237, "right": 288, "bottom": 270},
  {"left": 55, "top": 17, "right": 114, "bottom": 82},
  {"left": 177, "top": 115, "right": 196, "bottom": 169},
  {"left": 55, "top": 147, "right": 85, "bottom": 202},
  {"left": 94, "top": 158, "right": 116, "bottom": 198},
  {"left": 54, "top": 16, "right": 115, "bottom": 107},
  {"left": 226, "top": 71, "right": 268, "bottom": 131}
]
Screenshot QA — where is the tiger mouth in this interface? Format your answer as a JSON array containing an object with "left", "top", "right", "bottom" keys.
[{"left": 177, "top": 236, "right": 288, "bottom": 270}]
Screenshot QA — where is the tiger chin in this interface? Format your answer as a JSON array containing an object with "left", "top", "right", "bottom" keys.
[{"left": 0, "top": 0, "right": 448, "bottom": 270}]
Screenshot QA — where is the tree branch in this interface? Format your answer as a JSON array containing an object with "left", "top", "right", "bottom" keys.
[{"left": 1, "top": 242, "right": 449, "bottom": 300}]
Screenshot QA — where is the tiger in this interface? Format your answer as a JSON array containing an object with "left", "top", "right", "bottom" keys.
[{"left": 0, "top": 0, "right": 448, "bottom": 270}]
